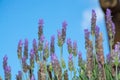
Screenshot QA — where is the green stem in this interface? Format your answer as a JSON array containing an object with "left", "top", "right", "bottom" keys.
[
  {"left": 103, "top": 64, "right": 106, "bottom": 80},
  {"left": 60, "top": 46, "right": 63, "bottom": 60},
  {"left": 19, "top": 59, "right": 25, "bottom": 80},
  {"left": 116, "top": 65, "right": 118, "bottom": 80},
  {"left": 71, "top": 71, "right": 72, "bottom": 80}
]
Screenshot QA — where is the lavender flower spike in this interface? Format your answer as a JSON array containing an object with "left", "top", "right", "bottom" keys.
[
  {"left": 67, "top": 38, "right": 72, "bottom": 54},
  {"left": 33, "top": 39, "right": 39, "bottom": 62},
  {"left": 73, "top": 41, "right": 77, "bottom": 57},
  {"left": 62, "top": 21, "right": 67, "bottom": 43},
  {"left": 17, "top": 40, "right": 23, "bottom": 59},
  {"left": 24, "top": 38, "right": 28, "bottom": 59},
  {"left": 30, "top": 75, "right": 35, "bottom": 80},
  {"left": 3, "top": 55, "right": 8, "bottom": 70},
  {"left": 5, "top": 66, "right": 11, "bottom": 80},
  {"left": 38, "top": 19, "right": 44, "bottom": 39},
  {"left": 16, "top": 71, "right": 22, "bottom": 80},
  {"left": 91, "top": 9, "right": 96, "bottom": 35},
  {"left": 68, "top": 53, "right": 74, "bottom": 71},
  {"left": 50, "top": 35, "right": 55, "bottom": 55}
]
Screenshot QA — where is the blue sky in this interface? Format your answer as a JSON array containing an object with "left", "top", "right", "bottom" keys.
[{"left": 0, "top": 0, "right": 109, "bottom": 79}]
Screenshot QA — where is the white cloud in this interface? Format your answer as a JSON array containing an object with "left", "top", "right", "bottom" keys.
[{"left": 81, "top": 7, "right": 104, "bottom": 29}]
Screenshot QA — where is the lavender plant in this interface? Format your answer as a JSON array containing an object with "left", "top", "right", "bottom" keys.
[{"left": 1, "top": 8, "right": 120, "bottom": 80}]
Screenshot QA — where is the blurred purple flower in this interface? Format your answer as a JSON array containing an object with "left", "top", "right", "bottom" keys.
[
  {"left": 84, "top": 29, "right": 90, "bottom": 39},
  {"left": 38, "top": 19, "right": 44, "bottom": 39},
  {"left": 30, "top": 49, "right": 35, "bottom": 58},
  {"left": 30, "top": 75, "right": 35, "bottom": 80},
  {"left": 106, "top": 53, "right": 111, "bottom": 63},
  {"left": 91, "top": 9, "right": 96, "bottom": 35},
  {"left": 3, "top": 55, "right": 8, "bottom": 70},
  {"left": 68, "top": 53, "right": 73, "bottom": 62},
  {"left": 33, "top": 39, "right": 39, "bottom": 62},
  {"left": 50, "top": 35, "right": 55, "bottom": 54},
  {"left": 17, "top": 40, "right": 23, "bottom": 59},
  {"left": 5, "top": 66, "right": 11, "bottom": 80},
  {"left": 40, "top": 35, "right": 45, "bottom": 43},
  {"left": 43, "top": 40, "right": 49, "bottom": 60},
  {"left": 16, "top": 71, "right": 22, "bottom": 80},
  {"left": 38, "top": 35, "right": 45, "bottom": 51},
  {"left": 106, "top": 8, "right": 111, "bottom": 19},
  {"left": 112, "top": 22, "right": 115, "bottom": 35},
  {"left": 95, "top": 26, "right": 100, "bottom": 36},
  {"left": 78, "top": 51, "right": 82, "bottom": 59},
  {"left": 38, "top": 19, "right": 44, "bottom": 26},
  {"left": 62, "top": 21, "right": 67, "bottom": 43},
  {"left": 73, "top": 41, "right": 77, "bottom": 57},
  {"left": 67, "top": 38, "right": 72, "bottom": 54},
  {"left": 24, "top": 38, "right": 28, "bottom": 59},
  {"left": 22, "top": 56, "right": 26, "bottom": 64},
  {"left": 62, "top": 21, "right": 67, "bottom": 28},
  {"left": 57, "top": 30, "right": 63, "bottom": 47},
  {"left": 51, "top": 53, "right": 57, "bottom": 63}
]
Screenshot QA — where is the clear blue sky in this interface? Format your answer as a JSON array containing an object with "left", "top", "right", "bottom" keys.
[{"left": 0, "top": 0, "right": 109, "bottom": 79}]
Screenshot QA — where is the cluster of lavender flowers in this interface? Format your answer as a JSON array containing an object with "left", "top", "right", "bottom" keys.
[{"left": 1, "top": 8, "right": 120, "bottom": 80}]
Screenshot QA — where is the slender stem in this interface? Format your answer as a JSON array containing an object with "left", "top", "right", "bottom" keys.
[
  {"left": 103, "top": 64, "right": 106, "bottom": 80},
  {"left": 60, "top": 46, "right": 63, "bottom": 60},
  {"left": 25, "top": 73, "right": 27, "bottom": 80},
  {"left": 71, "top": 71, "right": 72, "bottom": 80},
  {"left": 19, "top": 59, "right": 25, "bottom": 80},
  {"left": 116, "top": 65, "right": 118, "bottom": 80}
]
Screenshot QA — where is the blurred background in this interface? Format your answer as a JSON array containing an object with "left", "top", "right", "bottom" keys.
[{"left": 0, "top": 0, "right": 109, "bottom": 79}]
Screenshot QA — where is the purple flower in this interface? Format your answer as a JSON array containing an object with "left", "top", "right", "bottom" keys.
[
  {"left": 57, "top": 30, "right": 63, "bottom": 46},
  {"left": 106, "top": 8, "right": 111, "bottom": 19},
  {"left": 78, "top": 51, "right": 82, "bottom": 59},
  {"left": 17, "top": 40, "right": 23, "bottom": 59},
  {"left": 62, "top": 21, "right": 67, "bottom": 28},
  {"left": 92, "top": 9, "right": 96, "bottom": 18},
  {"left": 62, "top": 21, "right": 67, "bottom": 43},
  {"left": 95, "top": 26, "right": 100, "bottom": 36},
  {"left": 3, "top": 55, "right": 8, "bottom": 63},
  {"left": 38, "top": 19, "right": 44, "bottom": 39},
  {"left": 24, "top": 39, "right": 28, "bottom": 47},
  {"left": 22, "top": 56, "right": 26, "bottom": 64},
  {"left": 67, "top": 38, "right": 72, "bottom": 54},
  {"left": 3, "top": 55, "right": 8, "bottom": 70},
  {"left": 43, "top": 41, "right": 49, "bottom": 60},
  {"left": 31, "top": 75, "right": 35, "bottom": 80},
  {"left": 18, "top": 40, "right": 23, "bottom": 47},
  {"left": 45, "top": 40, "right": 49, "bottom": 48},
  {"left": 30, "top": 49, "right": 35, "bottom": 58},
  {"left": 18, "top": 71, "right": 22, "bottom": 77},
  {"left": 38, "top": 19, "right": 44, "bottom": 26},
  {"left": 68, "top": 53, "right": 74, "bottom": 71},
  {"left": 50, "top": 35, "right": 55, "bottom": 54},
  {"left": 73, "top": 41, "right": 77, "bottom": 56},
  {"left": 57, "top": 30, "right": 62, "bottom": 38},
  {"left": 112, "top": 22, "right": 115, "bottom": 35},
  {"left": 84, "top": 29, "right": 90, "bottom": 39},
  {"left": 114, "top": 44, "right": 119, "bottom": 53},
  {"left": 51, "top": 53, "right": 57, "bottom": 62},
  {"left": 16, "top": 71, "right": 22, "bottom": 80},
  {"left": 106, "top": 53, "right": 111, "bottom": 63},
  {"left": 5, "top": 65, "right": 11, "bottom": 73},
  {"left": 33, "top": 39, "right": 37, "bottom": 52},
  {"left": 68, "top": 53, "right": 73, "bottom": 62},
  {"left": 24, "top": 38, "right": 28, "bottom": 59},
  {"left": 30, "top": 49, "right": 35, "bottom": 69},
  {"left": 67, "top": 38, "right": 71, "bottom": 45},
  {"left": 40, "top": 35, "right": 45, "bottom": 43},
  {"left": 91, "top": 9, "right": 96, "bottom": 35},
  {"left": 38, "top": 35, "right": 45, "bottom": 51},
  {"left": 51, "top": 35, "right": 55, "bottom": 42}
]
